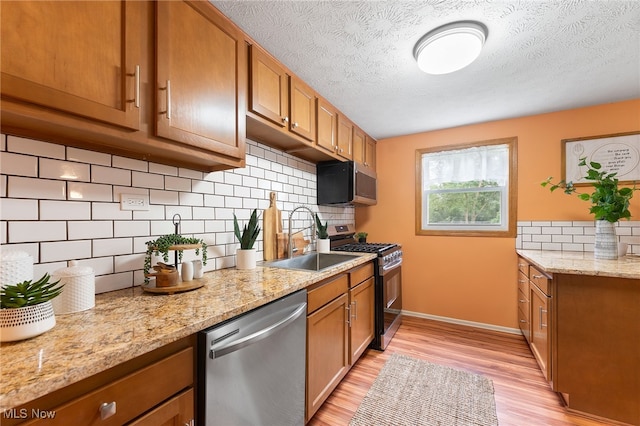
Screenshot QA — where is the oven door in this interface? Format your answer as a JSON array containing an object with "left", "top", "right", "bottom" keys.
[{"left": 376, "top": 262, "right": 402, "bottom": 350}]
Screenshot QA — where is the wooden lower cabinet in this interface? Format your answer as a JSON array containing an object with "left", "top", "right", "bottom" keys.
[
  {"left": 11, "top": 338, "right": 195, "bottom": 426},
  {"left": 305, "top": 262, "right": 375, "bottom": 422},
  {"left": 306, "top": 291, "right": 350, "bottom": 422},
  {"left": 529, "top": 282, "right": 550, "bottom": 380}
]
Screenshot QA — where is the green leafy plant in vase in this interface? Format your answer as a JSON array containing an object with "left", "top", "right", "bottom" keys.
[
  {"left": 234, "top": 209, "right": 261, "bottom": 269},
  {"left": 354, "top": 232, "right": 368, "bottom": 243},
  {"left": 144, "top": 234, "right": 207, "bottom": 283},
  {"left": 541, "top": 157, "right": 637, "bottom": 258},
  {"left": 1, "top": 273, "right": 64, "bottom": 342}
]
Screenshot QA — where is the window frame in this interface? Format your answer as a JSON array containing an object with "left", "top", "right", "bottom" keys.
[{"left": 415, "top": 137, "right": 518, "bottom": 237}]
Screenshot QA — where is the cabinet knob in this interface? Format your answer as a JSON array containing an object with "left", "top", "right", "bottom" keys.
[
  {"left": 282, "top": 116, "right": 289, "bottom": 124},
  {"left": 100, "top": 401, "right": 116, "bottom": 420},
  {"left": 292, "top": 122, "right": 298, "bottom": 129}
]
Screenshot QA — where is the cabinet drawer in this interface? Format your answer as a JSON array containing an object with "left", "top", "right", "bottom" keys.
[
  {"left": 517, "top": 271, "right": 529, "bottom": 296},
  {"left": 349, "top": 262, "right": 374, "bottom": 288},
  {"left": 518, "top": 288, "right": 529, "bottom": 316},
  {"left": 530, "top": 266, "right": 550, "bottom": 295},
  {"left": 307, "top": 274, "right": 349, "bottom": 314},
  {"left": 517, "top": 259, "right": 529, "bottom": 276},
  {"left": 25, "top": 347, "right": 193, "bottom": 425}
]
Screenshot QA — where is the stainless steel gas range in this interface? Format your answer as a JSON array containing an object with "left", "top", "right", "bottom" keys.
[{"left": 328, "top": 225, "right": 402, "bottom": 350}]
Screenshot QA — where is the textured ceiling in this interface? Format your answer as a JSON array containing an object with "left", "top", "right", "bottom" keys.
[{"left": 211, "top": 1, "right": 640, "bottom": 140}]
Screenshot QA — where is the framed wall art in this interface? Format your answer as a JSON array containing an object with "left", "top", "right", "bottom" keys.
[{"left": 562, "top": 131, "right": 640, "bottom": 185}]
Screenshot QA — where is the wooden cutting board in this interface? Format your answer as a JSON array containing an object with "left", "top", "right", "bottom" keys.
[
  {"left": 276, "top": 231, "right": 308, "bottom": 259},
  {"left": 263, "top": 192, "right": 282, "bottom": 260}
]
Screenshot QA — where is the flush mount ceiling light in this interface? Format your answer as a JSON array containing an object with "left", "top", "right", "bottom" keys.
[{"left": 413, "top": 21, "right": 488, "bottom": 75}]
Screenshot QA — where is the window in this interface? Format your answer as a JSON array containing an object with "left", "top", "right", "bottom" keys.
[{"left": 416, "top": 137, "right": 517, "bottom": 237}]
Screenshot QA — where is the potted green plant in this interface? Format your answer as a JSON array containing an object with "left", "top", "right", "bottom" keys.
[
  {"left": 234, "top": 209, "right": 261, "bottom": 269},
  {"left": 541, "top": 157, "right": 637, "bottom": 259},
  {"left": 354, "top": 232, "right": 368, "bottom": 243},
  {"left": 144, "top": 234, "right": 207, "bottom": 283},
  {"left": 1, "top": 273, "right": 64, "bottom": 342},
  {"left": 315, "top": 213, "right": 330, "bottom": 253}
]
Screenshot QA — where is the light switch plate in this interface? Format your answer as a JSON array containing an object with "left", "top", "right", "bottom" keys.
[{"left": 120, "top": 193, "right": 149, "bottom": 211}]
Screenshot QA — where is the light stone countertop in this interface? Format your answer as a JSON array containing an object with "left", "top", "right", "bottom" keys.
[
  {"left": 0, "top": 253, "right": 376, "bottom": 411},
  {"left": 516, "top": 250, "right": 640, "bottom": 279}
]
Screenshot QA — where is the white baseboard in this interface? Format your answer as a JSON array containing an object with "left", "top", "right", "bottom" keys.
[{"left": 402, "top": 310, "right": 522, "bottom": 336}]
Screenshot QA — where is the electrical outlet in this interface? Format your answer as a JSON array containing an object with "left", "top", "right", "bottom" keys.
[{"left": 120, "top": 194, "right": 149, "bottom": 211}]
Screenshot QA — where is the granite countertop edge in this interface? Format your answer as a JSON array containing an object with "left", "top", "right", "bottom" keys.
[
  {"left": 516, "top": 249, "right": 640, "bottom": 279},
  {"left": 0, "top": 253, "right": 376, "bottom": 410}
]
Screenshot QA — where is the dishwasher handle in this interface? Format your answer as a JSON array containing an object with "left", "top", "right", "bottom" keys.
[{"left": 210, "top": 302, "right": 306, "bottom": 359}]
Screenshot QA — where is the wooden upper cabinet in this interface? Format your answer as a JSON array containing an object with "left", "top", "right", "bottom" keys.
[
  {"left": 289, "top": 76, "right": 316, "bottom": 143},
  {"left": 365, "top": 135, "right": 377, "bottom": 169},
  {"left": 336, "top": 115, "right": 354, "bottom": 161},
  {"left": 1, "top": 0, "right": 142, "bottom": 130},
  {"left": 353, "top": 128, "right": 376, "bottom": 170},
  {"left": 156, "top": 1, "right": 246, "bottom": 159},
  {"left": 316, "top": 98, "right": 337, "bottom": 155},
  {"left": 249, "top": 44, "right": 289, "bottom": 128}
]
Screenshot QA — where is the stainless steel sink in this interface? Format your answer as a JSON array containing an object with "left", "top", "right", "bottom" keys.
[{"left": 263, "top": 252, "right": 360, "bottom": 271}]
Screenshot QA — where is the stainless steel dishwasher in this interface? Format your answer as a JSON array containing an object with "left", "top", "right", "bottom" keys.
[{"left": 198, "top": 289, "right": 307, "bottom": 426}]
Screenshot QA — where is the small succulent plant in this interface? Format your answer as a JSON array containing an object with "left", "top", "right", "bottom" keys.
[
  {"left": 234, "top": 209, "right": 261, "bottom": 249},
  {"left": 315, "top": 213, "right": 329, "bottom": 239},
  {"left": 1, "top": 274, "right": 64, "bottom": 309}
]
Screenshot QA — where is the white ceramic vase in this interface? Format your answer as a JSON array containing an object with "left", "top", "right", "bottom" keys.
[
  {"left": 594, "top": 220, "right": 618, "bottom": 259},
  {"left": 317, "top": 239, "right": 330, "bottom": 253},
  {"left": 181, "top": 261, "right": 194, "bottom": 281},
  {"left": 236, "top": 249, "right": 256, "bottom": 270},
  {"left": 0, "top": 301, "right": 56, "bottom": 342}
]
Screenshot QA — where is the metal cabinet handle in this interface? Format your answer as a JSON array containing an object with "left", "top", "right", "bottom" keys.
[
  {"left": 519, "top": 319, "right": 527, "bottom": 323},
  {"left": 533, "top": 274, "right": 545, "bottom": 279},
  {"left": 127, "top": 65, "right": 141, "bottom": 108},
  {"left": 100, "top": 401, "right": 116, "bottom": 420},
  {"left": 351, "top": 300, "right": 357, "bottom": 320},
  {"left": 519, "top": 299, "right": 526, "bottom": 303},
  {"left": 346, "top": 305, "right": 351, "bottom": 326},
  {"left": 518, "top": 279, "right": 527, "bottom": 283},
  {"left": 292, "top": 122, "right": 299, "bottom": 129},
  {"left": 539, "top": 306, "right": 548, "bottom": 328},
  {"left": 282, "top": 116, "right": 289, "bottom": 124},
  {"left": 159, "top": 80, "right": 171, "bottom": 119}
]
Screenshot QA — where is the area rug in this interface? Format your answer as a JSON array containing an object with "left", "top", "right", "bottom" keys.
[{"left": 350, "top": 353, "right": 499, "bottom": 426}]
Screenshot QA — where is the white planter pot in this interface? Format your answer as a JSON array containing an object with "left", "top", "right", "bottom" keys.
[
  {"left": 236, "top": 249, "right": 257, "bottom": 270},
  {"left": 317, "top": 239, "right": 330, "bottom": 253},
  {"left": 594, "top": 220, "right": 618, "bottom": 259},
  {"left": 0, "top": 301, "right": 56, "bottom": 342}
]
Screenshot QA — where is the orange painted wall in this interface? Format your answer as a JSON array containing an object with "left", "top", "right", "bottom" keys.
[{"left": 355, "top": 99, "right": 640, "bottom": 329}]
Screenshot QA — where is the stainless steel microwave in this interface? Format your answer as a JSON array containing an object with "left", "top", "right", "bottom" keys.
[{"left": 316, "top": 160, "right": 377, "bottom": 206}]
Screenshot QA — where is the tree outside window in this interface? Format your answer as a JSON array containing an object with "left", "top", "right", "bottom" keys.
[{"left": 415, "top": 137, "right": 517, "bottom": 237}]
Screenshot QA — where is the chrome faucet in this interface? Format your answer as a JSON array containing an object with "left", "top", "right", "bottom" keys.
[{"left": 288, "top": 206, "right": 316, "bottom": 258}]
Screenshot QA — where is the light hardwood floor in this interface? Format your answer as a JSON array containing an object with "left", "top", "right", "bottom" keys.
[{"left": 308, "top": 316, "right": 615, "bottom": 426}]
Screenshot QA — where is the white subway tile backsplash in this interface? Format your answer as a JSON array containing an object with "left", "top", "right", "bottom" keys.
[
  {"left": 7, "top": 135, "right": 65, "bottom": 159},
  {"left": 92, "top": 165, "right": 131, "bottom": 186},
  {"left": 0, "top": 152, "right": 38, "bottom": 177},
  {"left": 40, "top": 240, "right": 91, "bottom": 262},
  {"left": 9, "top": 176, "right": 66, "bottom": 199},
  {"left": 1, "top": 199, "right": 39, "bottom": 220},
  {"left": 2, "top": 139, "right": 354, "bottom": 294},
  {"left": 68, "top": 182, "right": 112, "bottom": 201}
]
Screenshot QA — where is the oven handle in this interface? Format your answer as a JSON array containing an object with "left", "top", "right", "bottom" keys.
[{"left": 380, "top": 258, "right": 402, "bottom": 274}]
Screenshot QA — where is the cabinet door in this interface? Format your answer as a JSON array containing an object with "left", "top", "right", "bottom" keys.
[
  {"left": 517, "top": 271, "right": 530, "bottom": 343},
  {"left": 249, "top": 44, "right": 289, "bottom": 128},
  {"left": 352, "top": 126, "right": 366, "bottom": 165},
  {"left": 127, "top": 388, "right": 194, "bottom": 426},
  {"left": 316, "top": 99, "right": 337, "bottom": 154},
  {"left": 349, "top": 277, "right": 375, "bottom": 364},
  {"left": 306, "top": 293, "right": 349, "bottom": 422},
  {"left": 289, "top": 76, "right": 316, "bottom": 142},
  {"left": 365, "top": 136, "right": 377, "bottom": 170},
  {"left": 530, "top": 283, "right": 550, "bottom": 380},
  {"left": 336, "top": 115, "right": 353, "bottom": 160},
  {"left": 1, "top": 0, "right": 141, "bottom": 130},
  {"left": 156, "top": 1, "right": 246, "bottom": 160}
]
